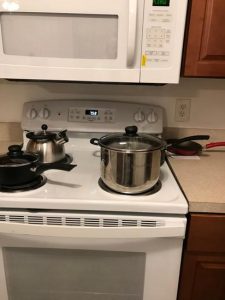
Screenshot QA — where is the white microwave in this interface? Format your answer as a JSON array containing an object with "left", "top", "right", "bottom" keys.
[{"left": 0, "top": 0, "right": 188, "bottom": 84}]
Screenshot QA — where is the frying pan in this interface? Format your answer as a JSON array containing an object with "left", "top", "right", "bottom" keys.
[
  {"left": 166, "top": 135, "right": 225, "bottom": 156},
  {"left": 160, "top": 135, "right": 209, "bottom": 163}
]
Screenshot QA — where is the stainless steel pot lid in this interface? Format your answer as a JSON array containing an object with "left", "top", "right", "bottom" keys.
[{"left": 98, "top": 126, "right": 163, "bottom": 152}]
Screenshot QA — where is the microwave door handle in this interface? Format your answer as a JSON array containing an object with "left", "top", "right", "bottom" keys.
[
  {"left": 127, "top": 0, "right": 138, "bottom": 67},
  {"left": 0, "top": 223, "right": 186, "bottom": 239}
]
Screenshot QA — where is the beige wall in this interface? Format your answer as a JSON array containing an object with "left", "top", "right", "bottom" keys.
[{"left": 0, "top": 77, "right": 225, "bottom": 129}]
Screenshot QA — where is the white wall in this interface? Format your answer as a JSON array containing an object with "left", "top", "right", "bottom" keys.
[{"left": 0, "top": 78, "right": 225, "bottom": 129}]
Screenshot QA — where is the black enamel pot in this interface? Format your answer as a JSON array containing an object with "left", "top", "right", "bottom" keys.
[{"left": 0, "top": 145, "right": 76, "bottom": 186}]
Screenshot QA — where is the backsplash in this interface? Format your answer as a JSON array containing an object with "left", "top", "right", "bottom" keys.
[
  {"left": 0, "top": 77, "right": 225, "bottom": 129},
  {"left": 0, "top": 122, "right": 22, "bottom": 153},
  {"left": 0, "top": 122, "right": 22, "bottom": 140}
]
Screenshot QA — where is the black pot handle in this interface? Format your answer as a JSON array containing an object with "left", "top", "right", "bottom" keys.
[
  {"left": 167, "top": 135, "right": 210, "bottom": 147},
  {"left": 57, "top": 129, "right": 69, "bottom": 143},
  {"left": 90, "top": 138, "right": 100, "bottom": 146},
  {"left": 124, "top": 126, "right": 138, "bottom": 137},
  {"left": 30, "top": 162, "right": 77, "bottom": 175}
]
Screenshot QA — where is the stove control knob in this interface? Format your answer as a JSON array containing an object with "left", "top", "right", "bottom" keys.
[
  {"left": 134, "top": 110, "right": 145, "bottom": 123},
  {"left": 147, "top": 110, "right": 158, "bottom": 124},
  {"left": 39, "top": 108, "right": 50, "bottom": 119},
  {"left": 26, "top": 108, "right": 38, "bottom": 120}
]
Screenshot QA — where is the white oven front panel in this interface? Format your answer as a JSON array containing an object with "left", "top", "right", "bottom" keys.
[{"left": 0, "top": 211, "right": 186, "bottom": 300}]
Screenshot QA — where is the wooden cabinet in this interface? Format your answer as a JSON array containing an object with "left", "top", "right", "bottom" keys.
[
  {"left": 177, "top": 213, "right": 225, "bottom": 300},
  {"left": 182, "top": 0, "right": 225, "bottom": 77}
]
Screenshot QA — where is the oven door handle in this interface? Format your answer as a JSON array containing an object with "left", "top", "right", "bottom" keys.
[
  {"left": 127, "top": 0, "right": 138, "bottom": 66},
  {"left": 0, "top": 222, "right": 186, "bottom": 239}
]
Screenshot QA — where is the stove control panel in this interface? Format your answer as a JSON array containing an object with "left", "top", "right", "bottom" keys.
[
  {"left": 68, "top": 107, "right": 115, "bottom": 123},
  {"left": 22, "top": 100, "right": 163, "bottom": 134}
]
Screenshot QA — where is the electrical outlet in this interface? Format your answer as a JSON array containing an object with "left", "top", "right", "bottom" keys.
[{"left": 175, "top": 99, "right": 191, "bottom": 122}]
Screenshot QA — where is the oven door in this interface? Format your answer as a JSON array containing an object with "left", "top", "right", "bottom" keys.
[
  {"left": 0, "top": 0, "right": 144, "bottom": 82},
  {"left": 0, "top": 211, "right": 186, "bottom": 300}
]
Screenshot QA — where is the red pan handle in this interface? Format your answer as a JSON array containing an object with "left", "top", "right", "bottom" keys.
[{"left": 206, "top": 142, "right": 225, "bottom": 149}]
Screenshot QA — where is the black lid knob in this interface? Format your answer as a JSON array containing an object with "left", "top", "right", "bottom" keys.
[
  {"left": 124, "top": 126, "right": 138, "bottom": 137},
  {"left": 7, "top": 144, "right": 24, "bottom": 157},
  {"left": 41, "top": 124, "right": 48, "bottom": 131}
]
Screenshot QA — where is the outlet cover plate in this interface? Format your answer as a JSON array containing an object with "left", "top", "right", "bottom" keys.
[{"left": 175, "top": 98, "right": 191, "bottom": 122}]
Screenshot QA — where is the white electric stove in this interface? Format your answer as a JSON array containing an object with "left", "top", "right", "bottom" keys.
[
  {"left": 0, "top": 100, "right": 188, "bottom": 215},
  {"left": 0, "top": 100, "right": 188, "bottom": 300}
]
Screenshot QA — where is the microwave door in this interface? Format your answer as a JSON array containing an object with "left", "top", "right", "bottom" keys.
[{"left": 0, "top": 0, "right": 144, "bottom": 82}]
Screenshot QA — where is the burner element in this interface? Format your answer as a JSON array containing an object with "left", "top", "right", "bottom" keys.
[
  {"left": 98, "top": 178, "right": 162, "bottom": 196},
  {"left": 0, "top": 175, "right": 47, "bottom": 193}
]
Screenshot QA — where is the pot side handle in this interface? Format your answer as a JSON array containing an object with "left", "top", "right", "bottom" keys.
[
  {"left": 31, "top": 163, "right": 77, "bottom": 175},
  {"left": 90, "top": 138, "right": 100, "bottom": 146}
]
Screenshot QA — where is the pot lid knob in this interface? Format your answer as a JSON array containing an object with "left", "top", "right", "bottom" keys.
[
  {"left": 41, "top": 124, "right": 48, "bottom": 131},
  {"left": 7, "top": 144, "right": 24, "bottom": 157},
  {"left": 124, "top": 126, "right": 138, "bottom": 137}
]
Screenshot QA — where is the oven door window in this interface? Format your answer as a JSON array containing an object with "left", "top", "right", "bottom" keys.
[
  {"left": 1, "top": 13, "right": 118, "bottom": 59},
  {"left": 3, "top": 248, "right": 145, "bottom": 300}
]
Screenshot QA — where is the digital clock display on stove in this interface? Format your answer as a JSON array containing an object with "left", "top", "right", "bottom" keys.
[
  {"left": 85, "top": 109, "right": 98, "bottom": 116},
  {"left": 153, "top": 0, "right": 170, "bottom": 6}
]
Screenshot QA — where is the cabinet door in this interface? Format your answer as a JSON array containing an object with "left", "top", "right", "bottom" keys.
[
  {"left": 183, "top": 0, "right": 225, "bottom": 77},
  {"left": 178, "top": 253, "right": 225, "bottom": 300},
  {"left": 177, "top": 214, "right": 225, "bottom": 300}
]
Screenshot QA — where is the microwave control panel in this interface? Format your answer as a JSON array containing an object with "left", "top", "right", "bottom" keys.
[
  {"left": 141, "top": 0, "right": 188, "bottom": 82},
  {"left": 142, "top": 0, "right": 187, "bottom": 68},
  {"left": 142, "top": 1, "right": 174, "bottom": 68}
]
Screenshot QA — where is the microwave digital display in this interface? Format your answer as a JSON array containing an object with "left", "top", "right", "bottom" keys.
[
  {"left": 153, "top": 0, "right": 170, "bottom": 6},
  {"left": 85, "top": 109, "right": 98, "bottom": 116}
]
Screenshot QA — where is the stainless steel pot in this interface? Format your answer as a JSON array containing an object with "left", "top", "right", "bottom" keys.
[
  {"left": 90, "top": 126, "right": 164, "bottom": 194},
  {"left": 26, "top": 124, "right": 69, "bottom": 163}
]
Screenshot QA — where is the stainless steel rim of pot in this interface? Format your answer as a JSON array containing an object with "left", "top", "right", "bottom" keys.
[
  {"left": 98, "top": 141, "right": 163, "bottom": 153},
  {"left": 90, "top": 126, "right": 165, "bottom": 153},
  {"left": 97, "top": 134, "right": 164, "bottom": 153}
]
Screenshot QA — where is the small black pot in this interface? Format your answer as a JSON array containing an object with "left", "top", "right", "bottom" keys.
[{"left": 0, "top": 145, "right": 76, "bottom": 186}]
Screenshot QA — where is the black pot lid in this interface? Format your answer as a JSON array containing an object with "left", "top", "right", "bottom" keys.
[
  {"left": 26, "top": 124, "right": 57, "bottom": 140},
  {"left": 0, "top": 145, "right": 37, "bottom": 167},
  {"left": 98, "top": 126, "right": 163, "bottom": 152}
]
